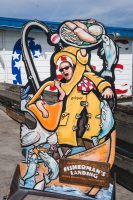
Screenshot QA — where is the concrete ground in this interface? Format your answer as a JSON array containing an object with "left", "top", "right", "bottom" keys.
[{"left": 0, "top": 109, "right": 132, "bottom": 200}]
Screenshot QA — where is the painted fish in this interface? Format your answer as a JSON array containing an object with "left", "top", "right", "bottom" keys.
[
  {"left": 91, "top": 100, "right": 114, "bottom": 146},
  {"left": 20, "top": 123, "right": 51, "bottom": 147},
  {"left": 98, "top": 100, "right": 114, "bottom": 140},
  {"left": 19, "top": 154, "right": 38, "bottom": 188},
  {"left": 21, "top": 85, "right": 30, "bottom": 100},
  {"left": 100, "top": 34, "right": 119, "bottom": 77},
  {"left": 39, "top": 151, "right": 59, "bottom": 184},
  {"left": 20, "top": 124, "right": 40, "bottom": 146}
]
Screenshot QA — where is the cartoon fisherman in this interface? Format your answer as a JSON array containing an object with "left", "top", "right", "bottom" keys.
[{"left": 48, "top": 46, "right": 114, "bottom": 152}]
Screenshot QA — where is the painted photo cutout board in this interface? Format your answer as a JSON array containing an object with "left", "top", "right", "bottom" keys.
[{"left": 10, "top": 19, "right": 118, "bottom": 200}]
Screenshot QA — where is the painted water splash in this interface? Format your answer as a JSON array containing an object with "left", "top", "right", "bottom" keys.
[{"left": 45, "top": 184, "right": 114, "bottom": 200}]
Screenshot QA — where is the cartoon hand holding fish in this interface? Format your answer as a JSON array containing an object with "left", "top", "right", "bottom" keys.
[{"left": 102, "top": 87, "right": 114, "bottom": 99}]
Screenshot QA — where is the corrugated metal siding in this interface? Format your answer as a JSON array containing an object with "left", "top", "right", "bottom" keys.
[
  {"left": 115, "top": 54, "right": 132, "bottom": 96},
  {"left": 115, "top": 41, "right": 132, "bottom": 96},
  {"left": 0, "top": 30, "right": 5, "bottom": 82}
]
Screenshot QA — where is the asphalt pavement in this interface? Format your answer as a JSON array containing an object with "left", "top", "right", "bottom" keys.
[{"left": 0, "top": 108, "right": 132, "bottom": 200}]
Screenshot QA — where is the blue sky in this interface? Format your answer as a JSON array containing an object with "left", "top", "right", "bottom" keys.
[{"left": 1, "top": 0, "right": 133, "bottom": 28}]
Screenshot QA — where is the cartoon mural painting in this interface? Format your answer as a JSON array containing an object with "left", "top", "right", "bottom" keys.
[{"left": 7, "top": 19, "right": 119, "bottom": 200}]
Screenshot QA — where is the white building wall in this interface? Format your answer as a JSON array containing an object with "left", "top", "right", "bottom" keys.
[
  {"left": 0, "top": 30, "right": 6, "bottom": 82},
  {"left": 0, "top": 28, "right": 132, "bottom": 97}
]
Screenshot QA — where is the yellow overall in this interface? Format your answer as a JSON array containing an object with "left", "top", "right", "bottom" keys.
[{"left": 54, "top": 47, "right": 111, "bottom": 146}]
